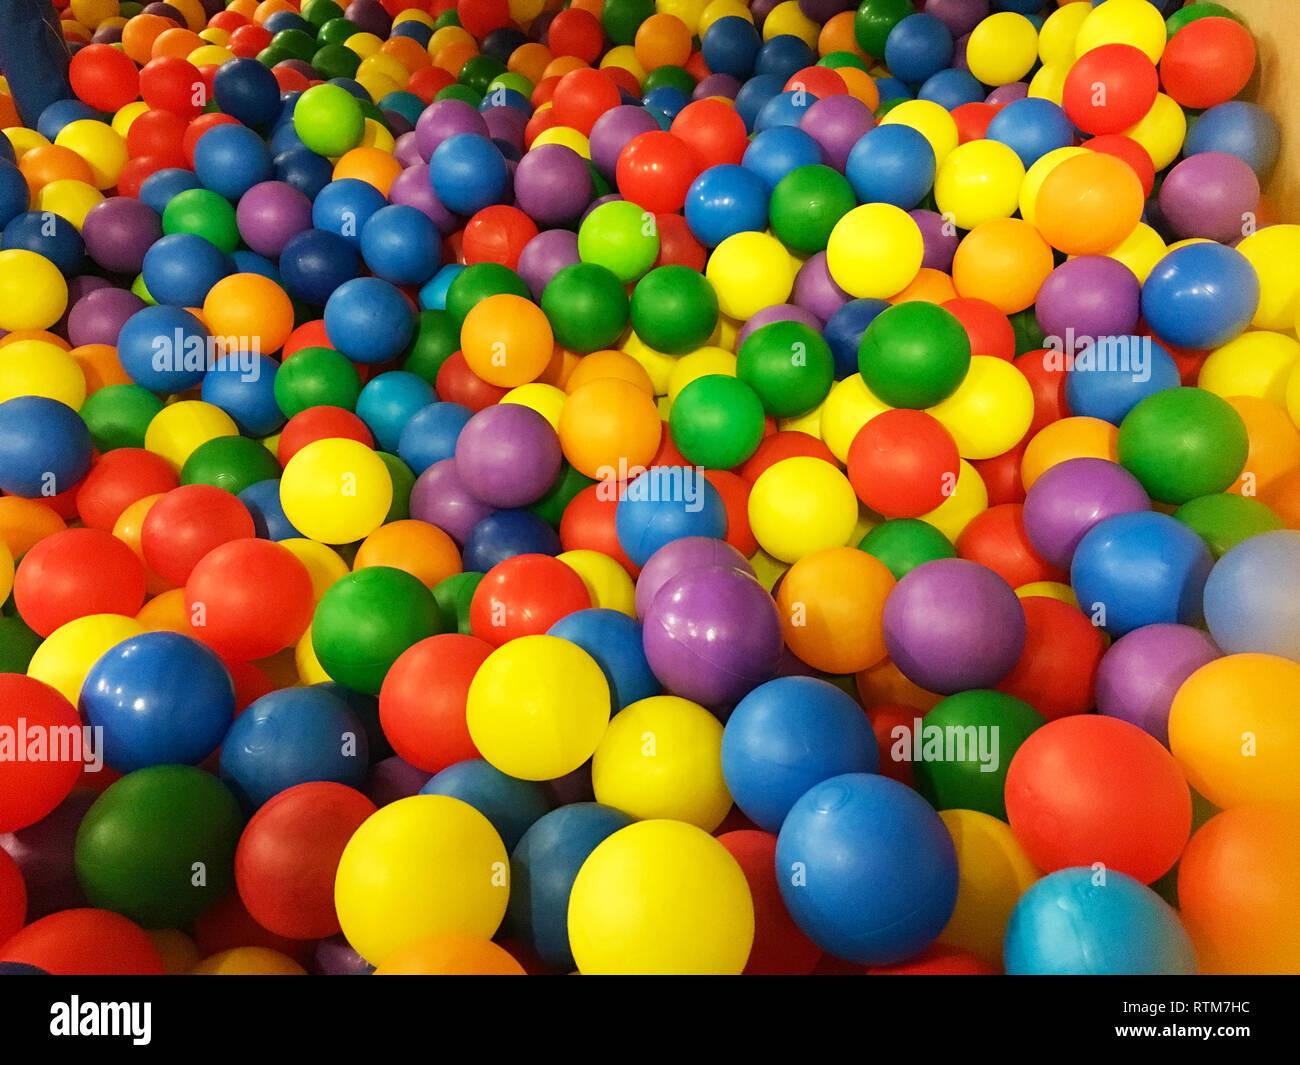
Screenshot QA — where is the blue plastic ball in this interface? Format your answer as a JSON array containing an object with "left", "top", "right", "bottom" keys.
[
  {"left": 884, "top": 13, "right": 954, "bottom": 86},
  {"left": 776, "top": 773, "right": 959, "bottom": 965},
  {"left": 754, "top": 34, "right": 815, "bottom": 81},
  {"left": 755, "top": 90, "right": 816, "bottom": 131},
  {"left": 213, "top": 57, "right": 282, "bottom": 127},
  {"left": 1185, "top": 101, "right": 1282, "bottom": 178},
  {"left": 986, "top": 97, "right": 1076, "bottom": 168},
  {"left": 140, "top": 233, "right": 233, "bottom": 308},
  {"left": 917, "top": 68, "right": 984, "bottom": 109},
  {"left": 547, "top": 608, "right": 660, "bottom": 710},
  {"left": 1065, "top": 335, "right": 1180, "bottom": 425},
  {"left": 0, "top": 161, "right": 29, "bottom": 230},
  {"left": 419, "top": 759, "right": 553, "bottom": 851},
  {"left": 193, "top": 124, "right": 274, "bottom": 201},
  {"left": 1004, "top": 867, "right": 1197, "bottom": 975},
  {"left": 1203, "top": 529, "right": 1300, "bottom": 661},
  {"left": 274, "top": 145, "right": 335, "bottom": 201},
  {"left": 825, "top": 298, "right": 889, "bottom": 379},
  {"left": 1070, "top": 511, "right": 1214, "bottom": 637},
  {"left": 614, "top": 466, "right": 728, "bottom": 568},
  {"left": 312, "top": 178, "right": 388, "bottom": 248},
  {"left": 643, "top": 86, "right": 691, "bottom": 119},
  {"left": 201, "top": 353, "right": 284, "bottom": 436},
  {"left": 238, "top": 478, "right": 303, "bottom": 540},
  {"left": 117, "top": 304, "right": 211, "bottom": 393},
  {"left": 1141, "top": 243, "right": 1260, "bottom": 350},
  {"left": 462, "top": 510, "right": 560, "bottom": 571},
  {"left": 36, "top": 98, "right": 97, "bottom": 141},
  {"left": 419, "top": 263, "right": 464, "bottom": 311},
  {"left": 702, "top": 16, "right": 762, "bottom": 80},
  {"left": 229, "top": 249, "right": 281, "bottom": 283},
  {"left": 138, "top": 168, "right": 203, "bottom": 216},
  {"left": 741, "top": 125, "right": 823, "bottom": 189},
  {"left": 1, "top": 210, "right": 84, "bottom": 276},
  {"left": 722, "top": 677, "right": 879, "bottom": 833},
  {"left": 360, "top": 204, "right": 442, "bottom": 286},
  {"left": 280, "top": 228, "right": 360, "bottom": 306},
  {"left": 684, "top": 164, "right": 771, "bottom": 247},
  {"left": 382, "top": 90, "right": 428, "bottom": 127},
  {"left": 0, "top": 396, "right": 93, "bottom": 498},
  {"left": 219, "top": 687, "right": 368, "bottom": 812},
  {"left": 875, "top": 76, "right": 914, "bottom": 104},
  {"left": 355, "top": 370, "right": 436, "bottom": 452},
  {"left": 430, "top": 133, "right": 508, "bottom": 216},
  {"left": 81, "top": 631, "right": 236, "bottom": 773},
  {"left": 323, "top": 276, "right": 416, "bottom": 364},
  {"left": 397, "top": 400, "right": 473, "bottom": 475},
  {"left": 845, "top": 124, "right": 936, "bottom": 209},
  {"left": 733, "top": 73, "right": 786, "bottom": 133}
]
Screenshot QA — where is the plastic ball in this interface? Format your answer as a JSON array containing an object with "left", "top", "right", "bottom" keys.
[
  {"left": 1117, "top": 388, "right": 1248, "bottom": 505},
  {"left": 460, "top": 292, "right": 555, "bottom": 387},
  {"left": 934, "top": 138, "right": 1025, "bottom": 231},
  {"left": 774, "top": 545, "right": 893, "bottom": 673},
  {"left": 0, "top": 249, "right": 70, "bottom": 332},
  {"left": 1062, "top": 43, "right": 1157, "bottom": 136},
  {"left": 1201, "top": 531, "right": 1298, "bottom": 661},
  {"left": 630, "top": 264, "right": 719, "bottom": 355},
  {"left": 568, "top": 819, "right": 754, "bottom": 975},
  {"left": 669, "top": 374, "right": 766, "bottom": 470},
  {"left": 1141, "top": 243, "right": 1260, "bottom": 351},
  {"left": 294, "top": 83, "right": 366, "bottom": 157},
  {"left": 1095, "top": 622, "right": 1220, "bottom": 746},
  {"left": 684, "top": 163, "right": 770, "bottom": 248},
  {"left": 279, "top": 437, "right": 393, "bottom": 545},
  {"left": 825, "top": 203, "right": 922, "bottom": 300},
  {"left": 613, "top": 466, "right": 727, "bottom": 567},
  {"left": 577, "top": 199, "right": 660, "bottom": 283},
  {"left": 1034, "top": 150, "right": 1143, "bottom": 256},
  {"left": 776, "top": 773, "right": 958, "bottom": 965},
  {"left": 0, "top": 676, "right": 84, "bottom": 833},
  {"left": 844, "top": 124, "right": 935, "bottom": 210},
  {"left": 747, "top": 455, "right": 857, "bottom": 562},
  {"left": 360, "top": 203, "right": 441, "bottom": 285},
  {"left": 542, "top": 262, "right": 629, "bottom": 354},
  {"left": 1021, "top": 456, "right": 1150, "bottom": 571},
  {"left": 379, "top": 633, "right": 490, "bottom": 772},
  {"left": 705, "top": 229, "right": 798, "bottom": 319},
  {"left": 0, "top": 909, "right": 164, "bottom": 976}
]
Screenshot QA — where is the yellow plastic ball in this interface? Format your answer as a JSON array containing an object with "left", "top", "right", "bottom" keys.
[
  {"left": 928, "top": 356, "right": 1034, "bottom": 461},
  {"left": 591, "top": 695, "right": 732, "bottom": 831},
  {"left": 466, "top": 634, "right": 611, "bottom": 780},
  {"left": 359, "top": 52, "right": 409, "bottom": 86},
  {"left": 748, "top": 456, "right": 859, "bottom": 563},
  {"left": 394, "top": 9, "right": 436, "bottom": 28},
  {"left": 279, "top": 438, "right": 393, "bottom": 545},
  {"left": 0, "top": 339, "right": 86, "bottom": 408},
  {"left": 621, "top": 331, "right": 677, "bottom": 395},
  {"left": 1169, "top": 654, "right": 1300, "bottom": 809},
  {"left": 0, "top": 539, "right": 13, "bottom": 605},
  {"left": 35, "top": 179, "right": 104, "bottom": 230},
  {"left": 1038, "top": 1, "right": 1091, "bottom": 65},
  {"left": 1019, "top": 146, "right": 1086, "bottom": 227},
  {"left": 346, "top": 31, "right": 385, "bottom": 58},
  {"left": 501, "top": 382, "right": 566, "bottom": 429},
  {"left": 144, "top": 400, "right": 239, "bottom": 471},
  {"left": 188, "top": 44, "right": 234, "bottom": 66},
  {"left": 600, "top": 46, "right": 647, "bottom": 83},
  {"left": 1015, "top": 581, "right": 1079, "bottom": 607},
  {"left": 508, "top": 0, "right": 544, "bottom": 23},
  {"left": 147, "top": 929, "right": 202, "bottom": 975},
  {"left": 666, "top": 345, "right": 735, "bottom": 405},
  {"left": 359, "top": 116, "right": 397, "bottom": 152},
  {"left": 819, "top": 373, "right": 891, "bottom": 461},
  {"left": 111, "top": 101, "right": 149, "bottom": 139},
  {"left": 1020, "top": 415, "right": 1118, "bottom": 489},
  {"left": 1289, "top": 362, "right": 1300, "bottom": 430},
  {"left": 705, "top": 231, "right": 797, "bottom": 319},
  {"left": 826, "top": 203, "right": 923, "bottom": 300},
  {"left": 294, "top": 625, "right": 332, "bottom": 685},
  {"left": 1026, "top": 61, "right": 1069, "bottom": 106},
  {"left": 198, "top": 27, "right": 230, "bottom": 46},
  {"left": 1104, "top": 222, "right": 1166, "bottom": 284},
  {"left": 558, "top": 549, "right": 636, "bottom": 615},
  {"left": 1198, "top": 331, "right": 1300, "bottom": 408},
  {"left": 69, "top": 0, "right": 119, "bottom": 29},
  {"left": 0, "top": 249, "right": 68, "bottom": 332},
  {"left": 53, "top": 119, "right": 128, "bottom": 190},
  {"left": 334, "top": 795, "right": 509, "bottom": 966},
  {"left": 966, "top": 12, "right": 1039, "bottom": 87},
  {"left": 934, "top": 139, "right": 1026, "bottom": 231},
  {"left": 917, "top": 458, "right": 988, "bottom": 542},
  {"left": 937, "top": 808, "right": 1040, "bottom": 968},
  {"left": 3, "top": 128, "right": 50, "bottom": 161},
  {"left": 656, "top": 0, "right": 707, "bottom": 35},
  {"left": 762, "top": 0, "right": 818, "bottom": 47},
  {"left": 1121, "top": 92, "right": 1185, "bottom": 170},
  {"left": 189, "top": 948, "right": 307, "bottom": 975},
  {"left": 879, "top": 99, "right": 959, "bottom": 166},
  {"left": 1237, "top": 224, "right": 1300, "bottom": 331},
  {"left": 531, "top": 125, "right": 591, "bottom": 158},
  {"left": 27, "top": 614, "right": 146, "bottom": 705},
  {"left": 698, "top": 0, "right": 752, "bottom": 36},
  {"left": 567, "top": 819, "right": 754, "bottom": 975},
  {"left": 779, "top": 397, "right": 823, "bottom": 438},
  {"left": 1075, "top": 0, "right": 1167, "bottom": 63}
]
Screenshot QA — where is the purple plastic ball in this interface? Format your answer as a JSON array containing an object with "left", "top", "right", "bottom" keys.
[
  {"left": 389, "top": 164, "right": 459, "bottom": 235},
  {"left": 642, "top": 565, "right": 784, "bottom": 708},
  {"left": 517, "top": 228, "right": 581, "bottom": 300},
  {"left": 66, "top": 287, "right": 147, "bottom": 347},
  {"left": 313, "top": 934, "right": 375, "bottom": 975},
  {"left": 363, "top": 755, "right": 432, "bottom": 808},
  {"left": 344, "top": 0, "right": 391, "bottom": 37},
  {"left": 910, "top": 208, "right": 960, "bottom": 272},
  {"left": 483, "top": 106, "right": 527, "bottom": 153},
  {"left": 414, "top": 99, "right": 489, "bottom": 162},
  {"left": 736, "top": 304, "right": 822, "bottom": 348},
  {"left": 694, "top": 74, "right": 741, "bottom": 101},
  {"left": 514, "top": 144, "right": 593, "bottom": 227},
  {"left": 394, "top": 131, "right": 423, "bottom": 168},
  {"left": 985, "top": 82, "right": 1029, "bottom": 106},
  {"left": 236, "top": 180, "right": 313, "bottom": 258},
  {"left": 1158, "top": 151, "right": 1261, "bottom": 245},
  {"left": 80, "top": 198, "right": 161, "bottom": 275},
  {"left": 634, "top": 535, "right": 755, "bottom": 619},
  {"left": 798, "top": 0, "right": 853, "bottom": 24},
  {"left": 751, "top": 0, "right": 780, "bottom": 29},
  {"left": 1022, "top": 457, "right": 1151, "bottom": 571},
  {"left": 881, "top": 558, "right": 1026, "bottom": 694},
  {"left": 1035, "top": 256, "right": 1142, "bottom": 346},
  {"left": 793, "top": 251, "right": 851, "bottom": 323},
  {"left": 409, "top": 457, "right": 497, "bottom": 545},
  {"left": 1095, "top": 624, "right": 1221, "bottom": 746},
  {"left": 454, "top": 404, "right": 563, "bottom": 509},
  {"left": 589, "top": 105, "right": 660, "bottom": 178},
  {"left": 799, "top": 95, "right": 876, "bottom": 173},
  {"left": 0, "top": 790, "right": 95, "bottom": 920},
  {"left": 924, "top": 0, "right": 989, "bottom": 37}
]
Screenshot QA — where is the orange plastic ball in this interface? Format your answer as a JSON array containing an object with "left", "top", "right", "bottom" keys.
[
  {"left": 1034, "top": 151, "right": 1145, "bottom": 256},
  {"left": 777, "top": 546, "right": 895, "bottom": 674},
  {"left": 634, "top": 13, "right": 692, "bottom": 71},
  {"left": 558, "top": 376, "right": 662, "bottom": 480},
  {"left": 952, "top": 218, "right": 1055, "bottom": 315},
  {"left": 1020, "top": 416, "right": 1119, "bottom": 489},
  {"left": 202, "top": 272, "right": 294, "bottom": 354},
  {"left": 332, "top": 146, "right": 403, "bottom": 196},
  {"left": 373, "top": 934, "right": 526, "bottom": 975},
  {"left": 461, "top": 293, "right": 556, "bottom": 387},
  {"left": 353, "top": 519, "right": 463, "bottom": 589}
]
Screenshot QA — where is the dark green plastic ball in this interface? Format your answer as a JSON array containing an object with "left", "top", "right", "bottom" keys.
[
  {"left": 858, "top": 518, "right": 956, "bottom": 580},
  {"left": 79, "top": 385, "right": 165, "bottom": 452},
  {"left": 275, "top": 346, "right": 362, "bottom": 417},
  {"left": 858, "top": 301, "right": 971, "bottom": 409},
  {"left": 669, "top": 374, "right": 766, "bottom": 470},
  {"left": 630, "top": 265, "right": 719, "bottom": 355},
  {"left": 769, "top": 165, "right": 857, "bottom": 255},
  {"left": 1118, "top": 388, "right": 1249, "bottom": 505},
  {"left": 541, "top": 262, "right": 629, "bottom": 354},
  {"left": 737, "top": 319, "right": 835, "bottom": 419},
  {"left": 181, "top": 436, "right": 282, "bottom": 496}
]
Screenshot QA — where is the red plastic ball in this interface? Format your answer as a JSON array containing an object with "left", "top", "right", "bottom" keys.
[
  {"left": 552, "top": 67, "right": 622, "bottom": 136},
  {"left": 0, "top": 847, "right": 26, "bottom": 944},
  {"left": 74, "top": 447, "right": 179, "bottom": 532},
  {"left": 865, "top": 703, "right": 916, "bottom": 788},
  {"left": 847, "top": 409, "right": 960, "bottom": 518},
  {"left": 235, "top": 781, "right": 377, "bottom": 940},
  {"left": 282, "top": 318, "right": 332, "bottom": 360},
  {"left": 972, "top": 440, "right": 1028, "bottom": 506},
  {"left": 139, "top": 55, "right": 207, "bottom": 119},
  {"left": 0, "top": 676, "right": 84, "bottom": 833},
  {"left": 670, "top": 98, "right": 750, "bottom": 169},
  {"left": 784, "top": 65, "right": 847, "bottom": 99},
  {"left": 461, "top": 205, "right": 539, "bottom": 269},
  {"left": 717, "top": 829, "right": 823, "bottom": 975},
  {"left": 616, "top": 130, "right": 704, "bottom": 213},
  {"left": 69, "top": 43, "right": 141, "bottom": 113},
  {"left": 740, "top": 429, "right": 838, "bottom": 483},
  {"left": 943, "top": 297, "right": 1015, "bottom": 360},
  {"left": 13, "top": 528, "right": 146, "bottom": 637},
  {"left": 117, "top": 155, "right": 169, "bottom": 199},
  {"left": 995, "top": 595, "right": 1105, "bottom": 720},
  {"left": 379, "top": 633, "right": 491, "bottom": 772},
  {"left": 184, "top": 538, "right": 314, "bottom": 661},
  {"left": 704, "top": 469, "right": 757, "bottom": 558},
  {"left": 1084, "top": 133, "right": 1156, "bottom": 198},
  {"left": 955, "top": 503, "right": 1065, "bottom": 588},
  {"left": 1013, "top": 348, "right": 1068, "bottom": 437},
  {"left": 409, "top": 66, "right": 455, "bottom": 103},
  {"left": 435, "top": 349, "right": 511, "bottom": 410},
  {"left": 548, "top": 8, "right": 604, "bottom": 64},
  {"left": 140, "top": 484, "right": 256, "bottom": 588},
  {"left": 951, "top": 101, "right": 997, "bottom": 144},
  {"left": 272, "top": 66, "right": 310, "bottom": 94},
  {"left": 1005, "top": 715, "right": 1192, "bottom": 884},
  {"left": 1062, "top": 43, "right": 1159, "bottom": 136},
  {"left": 227, "top": 23, "right": 272, "bottom": 58},
  {"left": 276, "top": 407, "right": 375, "bottom": 466},
  {"left": 469, "top": 553, "right": 592, "bottom": 646},
  {"left": 1159, "top": 16, "right": 1256, "bottom": 110},
  {"left": 125, "top": 108, "right": 190, "bottom": 168},
  {"left": 559, "top": 482, "right": 639, "bottom": 576},
  {"left": 868, "top": 943, "right": 999, "bottom": 975},
  {"left": 225, "top": 658, "right": 274, "bottom": 713},
  {"left": 0, "top": 909, "right": 166, "bottom": 975},
  {"left": 457, "top": 0, "right": 511, "bottom": 38},
  {"left": 652, "top": 211, "right": 707, "bottom": 271},
  {"left": 191, "top": 891, "right": 315, "bottom": 966}
]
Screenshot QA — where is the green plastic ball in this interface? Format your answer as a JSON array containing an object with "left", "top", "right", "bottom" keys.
[
  {"left": 310, "top": 43, "right": 361, "bottom": 81},
  {"left": 629, "top": 265, "right": 719, "bottom": 355},
  {"left": 312, "top": 567, "right": 444, "bottom": 693},
  {"left": 578, "top": 199, "right": 660, "bottom": 284},
  {"left": 379, "top": 452, "right": 415, "bottom": 523},
  {"left": 180, "top": 436, "right": 282, "bottom": 496},
  {"left": 486, "top": 73, "right": 534, "bottom": 99},
  {"left": 858, "top": 302, "right": 971, "bottom": 409},
  {"left": 275, "top": 346, "right": 361, "bottom": 417},
  {"left": 642, "top": 65, "right": 696, "bottom": 94},
  {"left": 317, "top": 17, "right": 359, "bottom": 46},
  {"left": 819, "top": 51, "right": 869, "bottom": 71},
  {"left": 769, "top": 165, "right": 857, "bottom": 255},
  {"left": 911, "top": 690, "right": 1046, "bottom": 820},
  {"left": 433, "top": 571, "right": 484, "bottom": 636},
  {"left": 737, "top": 319, "right": 835, "bottom": 419},
  {"left": 293, "top": 82, "right": 365, "bottom": 157},
  {"left": 401, "top": 309, "right": 461, "bottom": 383},
  {"left": 79, "top": 384, "right": 165, "bottom": 452},
  {"left": 436, "top": 84, "right": 482, "bottom": 106},
  {"left": 603, "top": 0, "right": 655, "bottom": 44},
  {"left": 669, "top": 374, "right": 766, "bottom": 470},
  {"left": 445, "top": 262, "right": 531, "bottom": 324},
  {"left": 541, "top": 262, "right": 630, "bottom": 354},
  {"left": 1010, "top": 307, "right": 1045, "bottom": 356},
  {"left": 1166, "top": 2, "right": 1244, "bottom": 37},
  {"left": 527, "top": 462, "right": 596, "bottom": 528},
  {"left": 0, "top": 615, "right": 42, "bottom": 673},
  {"left": 434, "top": 8, "right": 461, "bottom": 28},
  {"left": 302, "top": 0, "right": 344, "bottom": 27},
  {"left": 459, "top": 55, "right": 507, "bottom": 94},
  {"left": 272, "top": 28, "right": 319, "bottom": 64},
  {"left": 854, "top": 0, "right": 915, "bottom": 59},
  {"left": 74, "top": 766, "right": 244, "bottom": 928},
  {"left": 1117, "top": 388, "right": 1249, "bottom": 505},
  {"left": 1173, "top": 493, "right": 1284, "bottom": 558},
  {"left": 858, "top": 518, "right": 956, "bottom": 580},
  {"left": 162, "top": 189, "right": 239, "bottom": 252}
]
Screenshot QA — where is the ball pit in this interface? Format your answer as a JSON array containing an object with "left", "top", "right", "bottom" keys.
[{"left": 0, "top": 0, "right": 1296, "bottom": 985}]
